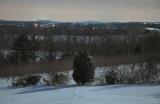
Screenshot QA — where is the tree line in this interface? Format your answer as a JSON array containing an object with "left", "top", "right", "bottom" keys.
[{"left": 0, "top": 24, "right": 160, "bottom": 68}]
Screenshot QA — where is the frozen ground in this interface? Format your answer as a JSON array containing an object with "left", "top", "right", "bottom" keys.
[{"left": 0, "top": 79, "right": 160, "bottom": 104}]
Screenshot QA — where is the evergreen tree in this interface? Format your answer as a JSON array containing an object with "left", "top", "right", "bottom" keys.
[
  {"left": 30, "top": 35, "right": 40, "bottom": 62},
  {"left": 11, "top": 35, "right": 32, "bottom": 64},
  {"left": 72, "top": 51, "right": 95, "bottom": 84}
]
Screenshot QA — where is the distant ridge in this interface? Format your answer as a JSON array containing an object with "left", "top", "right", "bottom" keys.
[{"left": 0, "top": 20, "right": 159, "bottom": 29}]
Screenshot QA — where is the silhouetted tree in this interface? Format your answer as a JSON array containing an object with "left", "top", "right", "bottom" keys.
[
  {"left": 30, "top": 35, "right": 40, "bottom": 61},
  {"left": 72, "top": 51, "right": 95, "bottom": 84},
  {"left": 11, "top": 35, "right": 32, "bottom": 64}
]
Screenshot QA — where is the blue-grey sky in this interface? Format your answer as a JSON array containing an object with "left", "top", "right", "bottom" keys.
[{"left": 0, "top": 0, "right": 160, "bottom": 22}]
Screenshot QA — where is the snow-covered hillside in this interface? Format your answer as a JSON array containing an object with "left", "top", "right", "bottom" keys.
[{"left": 0, "top": 79, "right": 160, "bottom": 104}]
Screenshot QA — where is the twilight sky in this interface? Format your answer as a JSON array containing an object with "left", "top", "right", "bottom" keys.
[{"left": 0, "top": 0, "right": 160, "bottom": 22}]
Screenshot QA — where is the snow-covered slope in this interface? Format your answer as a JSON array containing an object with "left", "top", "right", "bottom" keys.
[{"left": 0, "top": 79, "right": 160, "bottom": 104}]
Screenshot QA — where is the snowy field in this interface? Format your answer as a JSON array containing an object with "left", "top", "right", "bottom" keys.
[{"left": 0, "top": 79, "right": 160, "bottom": 104}]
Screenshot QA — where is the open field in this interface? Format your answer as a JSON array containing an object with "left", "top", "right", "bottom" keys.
[{"left": 1, "top": 54, "right": 159, "bottom": 77}]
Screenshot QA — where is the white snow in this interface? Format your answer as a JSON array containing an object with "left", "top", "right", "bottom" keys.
[
  {"left": 0, "top": 79, "right": 160, "bottom": 104},
  {"left": 145, "top": 27, "right": 160, "bottom": 32}
]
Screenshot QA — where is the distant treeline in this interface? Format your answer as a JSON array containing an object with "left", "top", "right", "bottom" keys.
[{"left": 0, "top": 23, "right": 160, "bottom": 68}]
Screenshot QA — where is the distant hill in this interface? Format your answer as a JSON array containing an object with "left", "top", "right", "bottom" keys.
[
  {"left": 0, "top": 20, "right": 60, "bottom": 26},
  {"left": 0, "top": 20, "right": 159, "bottom": 29}
]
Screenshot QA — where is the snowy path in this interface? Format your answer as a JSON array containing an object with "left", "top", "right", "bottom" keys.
[{"left": 0, "top": 79, "right": 160, "bottom": 104}]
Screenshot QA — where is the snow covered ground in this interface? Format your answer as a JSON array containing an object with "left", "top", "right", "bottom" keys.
[
  {"left": 0, "top": 79, "right": 160, "bottom": 104},
  {"left": 145, "top": 27, "right": 160, "bottom": 32}
]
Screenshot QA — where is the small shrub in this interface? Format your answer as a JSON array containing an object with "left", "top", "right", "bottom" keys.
[
  {"left": 105, "top": 67, "right": 118, "bottom": 84},
  {"left": 12, "top": 77, "right": 26, "bottom": 86},
  {"left": 94, "top": 68, "right": 107, "bottom": 84},
  {"left": 12, "top": 75, "right": 41, "bottom": 87},
  {"left": 121, "top": 65, "right": 136, "bottom": 84},
  {"left": 142, "top": 60, "right": 159, "bottom": 83},
  {"left": 48, "top": 72, "right": 68, "bottom": 85}
]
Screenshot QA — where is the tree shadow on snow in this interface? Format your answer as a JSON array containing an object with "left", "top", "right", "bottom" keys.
[
  {"left": 91, "top": 84, "right": 129, "bottom": 91},
  {"left": 151, "top": 92, "right": 160, "bottom": 99},
  {"left": 14, "top": 84, "right": 77, "bottom": 94},
  {"left": 0, "top": 86, "right": 26, "bottom": 90},
  {"left": 91, "top": 84, "right": 160, "bottom": 91}
]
